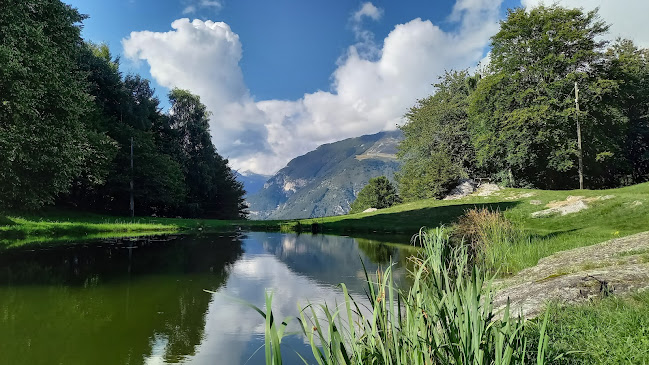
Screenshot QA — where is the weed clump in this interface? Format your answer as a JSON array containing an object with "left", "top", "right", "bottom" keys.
[{"left": 452, "top": 208, "right": 527, "bottom": 274}]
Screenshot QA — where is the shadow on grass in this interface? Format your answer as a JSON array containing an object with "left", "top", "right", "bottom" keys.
[
  {"left": 319, "top": 202, "right": 521, "bottom": 235},
  {"left": 527, "top": 228, "right": 580, "bottom": 242},
  {"left": 0, "top": 216, "right": 16, "bottom": 226}
]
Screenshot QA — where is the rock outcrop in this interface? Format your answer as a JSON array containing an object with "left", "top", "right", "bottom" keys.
[{"left": 493, "top": 231, "right": 649, "bottom": 319}]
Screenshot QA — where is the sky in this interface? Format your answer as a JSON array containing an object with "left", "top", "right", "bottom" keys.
[{"left": 65, "top": 0, "right": 649, "bottom": 175}]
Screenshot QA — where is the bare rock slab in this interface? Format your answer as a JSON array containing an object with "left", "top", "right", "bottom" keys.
[{"left": 493, "top": 231, "right": 649, "bottom": 319}]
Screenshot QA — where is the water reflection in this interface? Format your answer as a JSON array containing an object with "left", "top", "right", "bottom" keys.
[{"left": 0, "top": 232, "right": 415, "bottom": 365}]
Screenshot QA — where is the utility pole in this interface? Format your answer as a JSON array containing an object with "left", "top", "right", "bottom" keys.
[
  {"left": 575, "top": 81, "right": 584, "bottom": 190},
  {"left": 130, "top": 137, "right": 135, "bottom": 217}
]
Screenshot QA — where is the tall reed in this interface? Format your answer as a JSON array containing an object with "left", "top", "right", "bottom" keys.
[{"left": 251, "top": 228, "right": 549, "bottom": 364}]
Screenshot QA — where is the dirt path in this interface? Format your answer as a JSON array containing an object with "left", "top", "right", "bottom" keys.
[{"left": 493, "top": 231, "right": 649, "bottom": 319}]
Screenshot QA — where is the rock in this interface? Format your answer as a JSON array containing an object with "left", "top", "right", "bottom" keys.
[
  {"left": 531, "top": 195, "right": 612, "bottom": 218},
  {"left": 475, "top": 183, "right": 502, "bottom": 197},
  {"left": 532, "top": 200, "right": 588, "bottom": 217},
  {"left": 529, "top": 200, "right": 542, "bottom": 205},
  {"left": 493, "top": 231, "right": 649, "bottom": 319},
  {"left": 443, "top": 179, "right": 478, "bottom": 200},
  {"left": 362, "top": 208, "right": 378, "bottom": 213},
  {"left": 505, "top": 192, "right": 535, "bottom": 200}
]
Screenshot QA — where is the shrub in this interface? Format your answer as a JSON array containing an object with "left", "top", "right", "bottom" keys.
[{"left": 350, "top": 176, "right": 402, "bottom": 214}]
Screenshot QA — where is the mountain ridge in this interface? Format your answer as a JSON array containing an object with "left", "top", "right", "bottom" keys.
[{"left": 246, "top": 130, "right": 403, "bottom": 219}]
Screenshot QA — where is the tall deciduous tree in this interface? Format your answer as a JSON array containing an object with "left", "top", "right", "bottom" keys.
[
  {"left": 605, "top": 39, "right": 649, "bottom": 184},
  {"left": 0, "top": 0, "right": 91, "bottom": 209},
  {"left": 470, "top": 6, "right": 625, "bottom": 189},
  {"left": 397, "top": 71, "right": 475, "bottom": 200}
]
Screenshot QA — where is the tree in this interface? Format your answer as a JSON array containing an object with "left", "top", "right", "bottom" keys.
[
  {"left": 350, "top": 176, "right": 401, "bottom": 214},
  {"left": 61, "top": 43, "right": 187, "bottom": 216},
  {"left": 604, "top": 39, "right": 649, "bottom": 184},
  {"left": 0, "top": 0, "right": 92, "bottom": 209},
  {"left": 469, "top": 6, "right": 626, "bottom": 189},
  {"left": 397, "top": 71, "right": 475, "bottom": 200},
  {"left": 167, "top": 89, "right": 248, "bottom": 218}
]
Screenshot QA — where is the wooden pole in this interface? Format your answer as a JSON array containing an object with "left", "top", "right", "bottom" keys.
[
  {"left": 575, "top": 81, "right": 583, "bottom": 190},
  {"left": 130, "top": 137, "right": 135, "bottom": 217}
]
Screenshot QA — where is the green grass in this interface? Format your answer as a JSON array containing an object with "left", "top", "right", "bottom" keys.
[
  {"left": 525, "top": 291, "right": 649, "bottom": 364},
  {"left": 2, "top": 183, "right": 648, "bottom": 274},
  {"left": 0, "top": 216, "right": 176, "bottom": 237},
  {"left": 0, "top": 208, "right": 260, "bottom": 242},
  {"left": 291, "top": 182, "right": 649, "bottom": 275},
  {"left": 0, "top": 230, "right": 171, "bottom": 249}
]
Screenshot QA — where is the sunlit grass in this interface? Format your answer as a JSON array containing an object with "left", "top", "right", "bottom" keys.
[{"left": 525, "top": 291, "right": 649, "bottom": 364}]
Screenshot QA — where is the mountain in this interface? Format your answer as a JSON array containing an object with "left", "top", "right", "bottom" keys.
[
  {"left": 235, "top": 171, "right": 272, "bottom": 196},
  {"left": 246, "top": 130, "right": 403, "bottom": 220}
]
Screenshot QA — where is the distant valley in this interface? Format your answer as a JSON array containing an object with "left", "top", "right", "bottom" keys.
[
  {"left": 245, "top": 131, "right": 403, "bottom": 220},
  {"left": 235, "top": 171, "right": 272, "bottom": 196}
]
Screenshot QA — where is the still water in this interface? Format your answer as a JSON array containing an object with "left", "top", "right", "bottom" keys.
[{"left": 0, "top": 232, "right": 416, "bottom": 365}]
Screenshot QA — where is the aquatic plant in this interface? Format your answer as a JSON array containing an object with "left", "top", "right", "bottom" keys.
[{"left": 251, "top": 228, "right": 550, "bottom": 364}]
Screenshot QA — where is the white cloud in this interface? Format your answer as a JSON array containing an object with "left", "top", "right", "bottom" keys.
[
  {"left": 183, "top": 0, "right": 223, "bottom": 15},
  {"left": 349, "top": 2, "right": 384, "bottom": 59},
  {"left": 353, "top": 2, "right": 383, "bottom": 22},
  {"left": 521, "top": 0, "right": 649, "bottom": 48},
  {"left": 181, "top": 5, "right": 196, "bottom": 15},
  {"left": 123, "top": 0, "right": 503, "bottom": 175}
]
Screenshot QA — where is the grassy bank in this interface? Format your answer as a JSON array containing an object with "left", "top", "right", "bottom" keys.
[
  {"left": 526, "top": 291, "right": 649, "bottom": 364},
  {"left": 0, "top": 209, "right": 247, "bottom": 242},
  {"left": 290, "top": 182, "right": 649, "bottom": 275},
  {"left": 2, "top": 183, "right": 648, "bottom": 274}
]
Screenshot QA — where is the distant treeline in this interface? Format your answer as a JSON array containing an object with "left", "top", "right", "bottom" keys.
[
  {"left": 0, "top": 0, "right": 247, "bottom": 218},
  {"left": 398, "top": 6, "right": 649, "bottom": 200}
]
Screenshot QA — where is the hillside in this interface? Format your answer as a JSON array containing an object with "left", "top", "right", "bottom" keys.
[{"left": 245, "top": 131, "right": 403, "bottom": 219}]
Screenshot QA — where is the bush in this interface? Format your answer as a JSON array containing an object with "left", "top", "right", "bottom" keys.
[{"left": 350, "top": 176, "right": 402, "bottom": 214}]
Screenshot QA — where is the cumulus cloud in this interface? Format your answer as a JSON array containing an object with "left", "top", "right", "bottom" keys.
[
  {"left": 123, "top": 19, "right": 270, "bottom": 158},
  {"left": 522, "top": 0, "right": 649, "bottom": 48},
  {"left": 123, "top": 0, "right": 503, "bottom": 175}
]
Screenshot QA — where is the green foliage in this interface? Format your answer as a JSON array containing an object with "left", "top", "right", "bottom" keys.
[
  {"left": 350, "top": 176, "right": 401, "bottom": 214},
  {"left": 397, "top": 71, "right": 474, "bottom": 200},
  {"left": 470, "top": 6, "right": 631, "bottom": 189},
  {"left": 605, "top": 39, "right": 649, "bottom": 184},
  {"left": 166, "top": 88, "right": 248, "bottom": 219},
  {"left": 0, "top": 0, "right": 92, "bottom": 209},
  {"left": 398, "top": 5, "right": 649, "bottom": 197},
  {"left": 0, "top": 6, "right": 246, "bottom": 219},
  {"left": 253, "top": 228, "right": 550, "bottom": 364}
]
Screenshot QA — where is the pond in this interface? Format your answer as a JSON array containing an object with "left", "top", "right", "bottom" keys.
[{"left": 0, "top": 232, "right": 417, "bottom": 365}]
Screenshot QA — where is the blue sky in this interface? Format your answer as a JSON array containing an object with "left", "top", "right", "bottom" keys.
[
  {"left": 63, "top": 0, "right": 648, "bottom": 175},
  {"left": 68, "top": 0, "right": 515, "bottom": 101}
]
